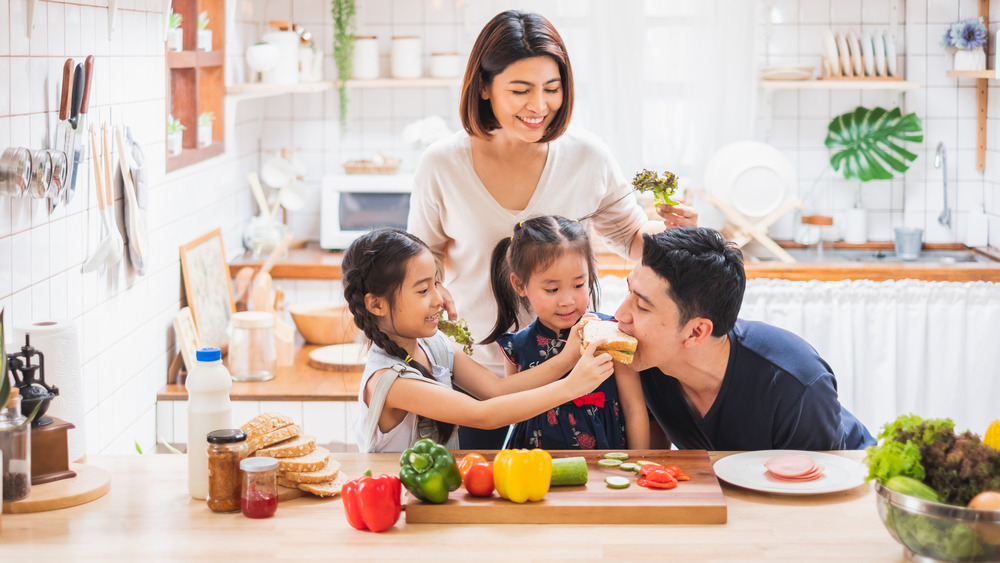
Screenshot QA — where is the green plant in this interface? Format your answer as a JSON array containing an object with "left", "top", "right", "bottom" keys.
[
  {"left": 197, "top": 111, "right": 215, "bottom": 127},
  {"left": 331, "top": 0, "right": 357, "bottom": 131},
  {"left": 197, "top": 11, "right": 209, "bottom": 31},
  {"left": 168, "top": 9, "right": 182, "bottom": 30},
  {"left": 167, "top": 114, "right": 186, "bottom": 135},
  {"left": 824, "top": 106, "right": 923, "bottom": 182}
]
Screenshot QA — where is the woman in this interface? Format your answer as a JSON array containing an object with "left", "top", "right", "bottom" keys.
[{"left": 407, "top": 9, "right": 697, "bottom": 448}]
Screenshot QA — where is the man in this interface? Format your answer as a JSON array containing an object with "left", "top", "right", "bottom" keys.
[{"left": 615, "top": 227, "right": 875, "bottom": 450}]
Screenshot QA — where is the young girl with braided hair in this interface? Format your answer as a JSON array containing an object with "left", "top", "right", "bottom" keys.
[
  {"left": 483, "top": 215, "right": 648, "bottom": 450},
  {"left": 344, "top": 227, "right": 615, "bottom": 453}
]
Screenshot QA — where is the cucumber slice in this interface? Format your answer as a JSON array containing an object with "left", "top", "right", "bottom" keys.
[
  {"left": 636, "top": 460, "right": 660, "bottom": 467},
  {"left": 605, "top": 476, "right": 631, "bottom": 489},
  {"left": 619, "top": 462, "right": 640, "bottom": 472},
  {"left": 603, "top": 452, "right": 629, "bottom": 460},
  {"left": 550, "top": 456, "right": 589, "bottom": 486},
  {"left": 597, "top": 459, "right": 622, "bottom": 468}
]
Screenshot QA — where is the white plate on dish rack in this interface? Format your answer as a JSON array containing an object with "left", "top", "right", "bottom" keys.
[
  {"left": 713, "top": 450, "right": 867, "bottom": 495},
  {"left": 703, "top": 141, "right": 796, "bottom": 218}
]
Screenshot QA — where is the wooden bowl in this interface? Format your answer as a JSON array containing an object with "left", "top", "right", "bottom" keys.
[{"left": 287, "top": 301, "right": 360, "bottom": 345}]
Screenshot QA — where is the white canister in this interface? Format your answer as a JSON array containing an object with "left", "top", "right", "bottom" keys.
[
  {"left": 197, "top": 29, "right": 212, "bottom": 52},
  {"left": 261, "top": 28, "right": 300, "bottom": 85},
  {"left": 167, "top": 28, "right": 183, "bottom": 52},
  {"left": 391, "top": 36, "right": 422, "bottom": 79},
  {"left": 843, "top": 207, "right": 867, "bottom": 244},
  {"left": 430, "top": 52, "right": 461, "bottom": 78},
  {"left": 353, "top": 36, "right": 379, "bottom": 79}
]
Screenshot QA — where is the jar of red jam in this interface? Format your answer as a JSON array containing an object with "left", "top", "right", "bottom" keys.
[{"left": 240, "top": 457, "right": 278, "bottom": 518}]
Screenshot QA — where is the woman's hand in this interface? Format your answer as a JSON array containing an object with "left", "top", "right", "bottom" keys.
[
  {"left": 656, "top": 202, "right": 698, "bottom": 229},
  {"left": 566, "top": 339, "right": 614, "bottom": 394},
  {"left": 438, "top": 283, "right": 458, "bottom": 320}
]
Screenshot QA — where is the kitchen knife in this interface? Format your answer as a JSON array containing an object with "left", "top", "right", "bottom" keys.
[
  {"left": 64, "top": 56, "right": 94, "bottom": 208},
  {"left": 50, "top": 59, "right": 74, "bottom": 209},
  {"left": 69, "top": 63, "right": 84, "bottom": 129}
]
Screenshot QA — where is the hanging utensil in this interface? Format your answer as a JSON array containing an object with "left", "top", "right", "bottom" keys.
[
  {"left": 49, "top": 59, "right": 74, "bottom": 211},
  {"left": 102, "top": 123, "right": 123, "bottom": 267},
  {"left": 81, "top": 124, "right": 110, "bottom": 273},
  {"left": 115, "top": 125, "right": 148, "bottom": 275},
  {"left": 64, "top": 55, "right": 94, "bottom": 208}
]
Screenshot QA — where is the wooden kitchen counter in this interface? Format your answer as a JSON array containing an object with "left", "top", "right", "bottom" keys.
[
  {"left": 157, "top": 343, "right": 360, "bottom": 402},
  {"left": 0, "top": 451, "right": 904, "bottom": 561},
  {"left": 231, "top": 241, "right": 1000, "bottom": 283}
]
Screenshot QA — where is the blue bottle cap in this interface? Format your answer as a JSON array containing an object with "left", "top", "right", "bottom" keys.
[{"left": 196, "top": 347, "right": 222, "bottom": 362}]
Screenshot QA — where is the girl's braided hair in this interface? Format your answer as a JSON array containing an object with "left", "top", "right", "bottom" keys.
[{"left": 341, "top": 227, "right": 454, "bottom": 444}]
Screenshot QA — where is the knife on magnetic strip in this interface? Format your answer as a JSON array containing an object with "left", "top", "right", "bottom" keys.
[
  {"left": 64, "top": 55, "right": 94, "bottom": 207},
  {"left": 49, "top": 59, "right": 74, "bottom": 210}
]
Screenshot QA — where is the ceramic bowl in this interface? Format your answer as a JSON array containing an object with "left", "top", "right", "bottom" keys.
[
  {"left": 288, "top": 301, "right": 359, "bottom": 345},
  {"left": 246, "top": 43, "right": 280, "bottom": 73}
]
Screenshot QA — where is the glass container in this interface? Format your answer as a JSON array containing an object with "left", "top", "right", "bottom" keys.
[
  {"left": 228, "top": 312, "right": 277, "bottom": 382},
  {"left": 0, "top": 388, "right": 31, "bottom": 502},
  {"left": 240, "top": 456, "right": 278, "bottom": 518},
  {"left": 206, "top": 429, "right": 248, "bottom": 513}
]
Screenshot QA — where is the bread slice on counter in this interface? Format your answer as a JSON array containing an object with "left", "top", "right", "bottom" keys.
[
  {"left": 254, "top": 435, "right": 317, "bottom": 458},
  {"left": 248, "top": 424, "right": 302, "bottom": 453},
  {"left": 277, "top": 476, "right": 301, "bottom": 489},
  {"left": 297, "top": 472, "right": 348, "bottom": 498},
  {"left": 271, "top": 446, "right": 330, "bottom": 473},
  {"left": 241, "top": 411, "right": 295, "bottom": 437},
  {"left": 281, "top": 459, "right": 343, "bottom": 484}
]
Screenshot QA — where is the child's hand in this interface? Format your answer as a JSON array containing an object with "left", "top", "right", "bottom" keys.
[
  {"left": 567, "top": 339, "right": 614, "bottom": 393},
  {"left": 562, "top": 314, "right": 599, "bottom": 360}
]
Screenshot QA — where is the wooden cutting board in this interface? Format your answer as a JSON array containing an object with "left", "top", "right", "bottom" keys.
[
  {"left": 308, "top": 343, "right": 369, "bottom": 372},
  {"left": 2, "top": 463, "right": 110, "bottom": 514},
  {"left": 405, "top": 449, "right": 726, "bottom": 525}
]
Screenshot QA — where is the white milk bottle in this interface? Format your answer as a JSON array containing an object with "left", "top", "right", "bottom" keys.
[{"left": 186, "top": 347, "right": 233, "bottom": 499}]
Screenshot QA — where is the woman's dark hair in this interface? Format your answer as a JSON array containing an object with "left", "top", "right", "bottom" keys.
[
  {"left": 341, "top": 227, "right": 453, "bottom": 443},
  {"left": 483, "top": 216, "right": 598, "bottom": 344},
  {"left": 460, "top": 10, "right": 574, "bottom": 142},
  {"left": 640, "top": 227, "right": 745, "bottom": 337}
]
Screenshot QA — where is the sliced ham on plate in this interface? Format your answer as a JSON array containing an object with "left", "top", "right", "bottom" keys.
[{"left": 764, "top": 454, "right": 825, "bottom": 482}]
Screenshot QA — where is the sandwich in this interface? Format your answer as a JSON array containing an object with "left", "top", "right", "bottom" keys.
[{"left": 580, "top": 320, "right": 637, "bottom": 364}]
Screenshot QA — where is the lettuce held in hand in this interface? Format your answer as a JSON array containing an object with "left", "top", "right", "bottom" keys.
[
  {"left": 437, "top": 313, "right": 474, "bottom": 356},
  {"left": 632, "top": 169, "right": 680, "bottom": 207}
]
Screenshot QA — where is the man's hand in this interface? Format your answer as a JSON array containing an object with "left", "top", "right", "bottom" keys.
[{"left": 656, "top": 202, "right": 698, "bottom": 229}]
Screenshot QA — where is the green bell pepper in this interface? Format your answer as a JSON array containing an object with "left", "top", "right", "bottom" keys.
[{"left": 398, "top": 438, "right": 462, "bottom": 503}]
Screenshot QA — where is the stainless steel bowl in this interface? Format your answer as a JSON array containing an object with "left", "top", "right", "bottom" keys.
[{"left": 876, "top": 483, "right": 1000, "bottom": 562}]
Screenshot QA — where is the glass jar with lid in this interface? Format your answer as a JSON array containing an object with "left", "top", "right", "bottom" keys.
[
  {"left": 240, "top": 456, "right": 279, "bottom": 518},
  {"left": 0, "top": 387, "right": 31, "bottom": 502},
  {"left": 227, "top": 311, "right": 277, "bottom": 382},
  {"left": 206, "top": 429, "right": 248, "bottom": 513}
]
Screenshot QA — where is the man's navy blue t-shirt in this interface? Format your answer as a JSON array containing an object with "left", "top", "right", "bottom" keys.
[{"left": 640, "top": 319, "right": 875, "bottom": 451}]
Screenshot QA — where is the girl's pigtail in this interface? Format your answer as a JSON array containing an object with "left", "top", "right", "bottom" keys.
[{"left": 482, "top": 235, "right": 520, "bottom": 344}]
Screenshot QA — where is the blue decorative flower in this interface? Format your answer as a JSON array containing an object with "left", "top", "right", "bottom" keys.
[{"left": 942, "top": 17, "right": 987, "bottom": 50}]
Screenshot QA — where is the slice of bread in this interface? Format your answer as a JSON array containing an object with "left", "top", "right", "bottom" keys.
[
  {"left": 254, "top": 435, "right": 316, "bottom": 458},
  {"left": 297, "top": 472, "right": 348, "bottom": 498},
  {"left": 277, "top": 476, "right": 300, "bottom": 489},
  {"left": 282, "top": 459, "right": 343, "bottom": 484},
  {"left": 247, "top": 423, "right": 301, "bottom": 453},
  {"left": 270, "top": 446, "right": 330, "bottom": 473},
  {"left": 581, "top": 320, "right": 637, "bottom": 364},
  {"left": 240, "top": 411, "right": 295, "bottom": 438}
]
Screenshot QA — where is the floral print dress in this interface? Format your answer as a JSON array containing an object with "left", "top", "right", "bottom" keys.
[{"left": 497, "top": 314, "right": 626, "bottom": 450}]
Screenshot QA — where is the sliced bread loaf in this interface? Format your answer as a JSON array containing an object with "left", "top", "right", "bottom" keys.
[
  {"left": 297, "top": 472, "right": 348, "bottom": 498},
  {"left": 271, "top": 446, "right": 329, "bottom": 473},
  {"left": 241, "top": 411, "right": 295, "bottom": 437},
  {"left": 254, "top": 435, "right": 316, "bottom": 458},
  {"left": 282, "top": 459, "right": 342, "bottom": 484},
  {"left": 247, "top": 423, "right": 301, "bottom": 453}
]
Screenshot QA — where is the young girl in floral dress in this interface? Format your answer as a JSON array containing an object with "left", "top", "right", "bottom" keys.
[{"left": 483, "top": 216, "right": 648, "bottom": 450}]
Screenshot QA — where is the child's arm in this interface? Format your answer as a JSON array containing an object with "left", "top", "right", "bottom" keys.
[
  {"left": 615, "top": 363, "right": 649, "bottom": 449},
  {"left": 377, "top": 339, "right": 614, "bottom": 431}
]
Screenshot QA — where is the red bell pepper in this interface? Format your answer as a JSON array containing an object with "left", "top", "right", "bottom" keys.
[{"left": 342, "top": 470, "right": 402, "bottom": 533}]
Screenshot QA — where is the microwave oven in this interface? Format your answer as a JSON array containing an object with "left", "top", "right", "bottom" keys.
[{"left": 320, "top": 174, "right": 415, "bottom": 249}]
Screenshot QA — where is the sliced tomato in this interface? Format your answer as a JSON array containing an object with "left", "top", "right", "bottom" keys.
[{"left": 637, "top": 476, "right": 677, "bottom": 490}]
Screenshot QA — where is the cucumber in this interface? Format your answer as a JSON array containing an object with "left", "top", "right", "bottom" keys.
[
  {"left": 636, "top": 460, "right": 660, "bottom": 467},
  {"left": 619, "top": 462, "right": 640, "bottom": 472},
  {"left": 605, "top": 476, "right": 630, "bottom": 489},
  {"left": 604, "top": 452, "right": 629, "bottom": 460},
  {"left": 598, "top": 459, "right": 622, "bottom": 468},
  {"left": 550, "top": 456, "right": 589, "bottom": 486},
  {"left": 885, "top": 475, "right": 940, "bottom": 502}
]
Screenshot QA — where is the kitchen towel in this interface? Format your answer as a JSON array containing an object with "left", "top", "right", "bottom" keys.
[{"left": 14, "top": 320, "right": 85, "bottom": 463}]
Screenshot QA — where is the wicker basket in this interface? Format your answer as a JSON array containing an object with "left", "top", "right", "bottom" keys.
[{"left": 342, "top": 157, "right": 402, "bottom": 175}]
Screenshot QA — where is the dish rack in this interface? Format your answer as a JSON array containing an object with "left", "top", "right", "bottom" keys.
[{"left": 342, "top": 156, "right": 401, "bottom": 175}]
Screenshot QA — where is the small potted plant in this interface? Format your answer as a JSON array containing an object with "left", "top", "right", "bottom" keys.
[
  {"left": 167, "top": 114, "right": 185, "bottom": 156},
  {"left": 941, "top": 16, "right": 987, "bottom": 71},
  {"left": 331, "top": 0, "right": 357, "bottom": 131},
  {"left": 196, "top": 11, "right": 212, "bottom": 52},
  {"left": 197, "top": 112, "right": 215, "bottom": 147},
  {"left": 166, "top": 9, "right": 183, "bottom": 52}
]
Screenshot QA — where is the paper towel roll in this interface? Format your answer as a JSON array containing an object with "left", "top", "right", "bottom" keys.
[{"left": 13, "top": 320, "right": 85, "bottom": 463}]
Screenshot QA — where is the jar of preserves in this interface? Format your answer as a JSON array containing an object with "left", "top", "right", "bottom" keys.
[
  {"left": 206, "top": 429, "right": 248, "bottom": 512},
  {"left": 0, "top": 388, "right": 30, "bottom": 502},
  {"left": 240, "top": 456, "right": 278, "bottom": 518}
]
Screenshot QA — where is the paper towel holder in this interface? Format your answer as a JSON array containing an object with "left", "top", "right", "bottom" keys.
[{"left": 6, "top": 332, "right": 60, "bottom": 427}]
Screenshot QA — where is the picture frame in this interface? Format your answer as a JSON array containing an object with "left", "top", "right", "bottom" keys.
[{"left": 179, "top": 229, "right": 235, "bottom": 349}]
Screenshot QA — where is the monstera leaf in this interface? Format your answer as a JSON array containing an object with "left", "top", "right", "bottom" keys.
[{"left": 825, "top": 106, "right": 923, "bottom": 182}]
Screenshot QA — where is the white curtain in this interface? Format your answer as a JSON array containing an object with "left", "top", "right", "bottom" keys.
[{"left": 600, "top": 276, "right": 1000, "bottom": 438}]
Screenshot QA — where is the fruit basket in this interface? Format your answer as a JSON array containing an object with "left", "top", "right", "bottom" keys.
[{"left": 875, "top": 483, "right": 1000, "bottom": 562}]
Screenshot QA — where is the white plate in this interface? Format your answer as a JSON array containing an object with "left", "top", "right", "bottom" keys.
[
  {"left": 704, "top": 141, "right": 796, "bottom": 218},
  {"left": 823, "top": 29, "right": 841, "bottom": 76},
  {"left": 873, "top": 31, "right": 887, "bottom": 76},
  {"left": 884, "top": 33, "right": 897, "bottom": 76},
  {"left": 847, "top": 30, "right": 863, "bottom": 77},
  {"left": 861, "top": 32, "right": 875, "bottom": 76},
  {"left": 761, "top": 67, "right": 814, "bottom": 81},
  {"left": 836, "top": 31, "right": 852, "bottom": 77},
  {"left": 713, "top": 450, "right": 867, "bottom": 495}
]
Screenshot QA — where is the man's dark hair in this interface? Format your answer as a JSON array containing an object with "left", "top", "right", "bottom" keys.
[{"left": 641, "top": 227, "right": 745, "bottom": 337}]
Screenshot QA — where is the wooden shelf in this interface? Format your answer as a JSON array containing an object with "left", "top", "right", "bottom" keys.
[
  {"left": 226, "top": 77, "right": 461, "bottom": 100},
  {"left": 167, "top": 50, "right": 224, "bottom": 69},
  {"left": 166, "top": 143, "right": 224, "bottom": 172},
  {"left": 946, "top": 70, "right": 997, "bottom": 79},
  {"left": 944, "top": 0, "right": 991, "bottom": 171},
  {"left": 759, "top": 79, "right": 920, "bottom": 90}
]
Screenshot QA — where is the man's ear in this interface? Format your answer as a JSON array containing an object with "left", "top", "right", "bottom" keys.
[
  {"left": 365, "top": 294, "right": 388, "bottom": 317},
  {"left": 510, "top": 273, "right": 527, "bottom": 297},
  {"left": 682, "top": 318, "right": 715, "bottom": 348}
]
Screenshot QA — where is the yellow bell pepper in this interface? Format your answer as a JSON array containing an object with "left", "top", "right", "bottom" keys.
[
  {"left": 492, "top": 448, "right": 552, "bottom": 503},
  {"left": 985, "top": 420, "right": 1000, "bottom": 451}
]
